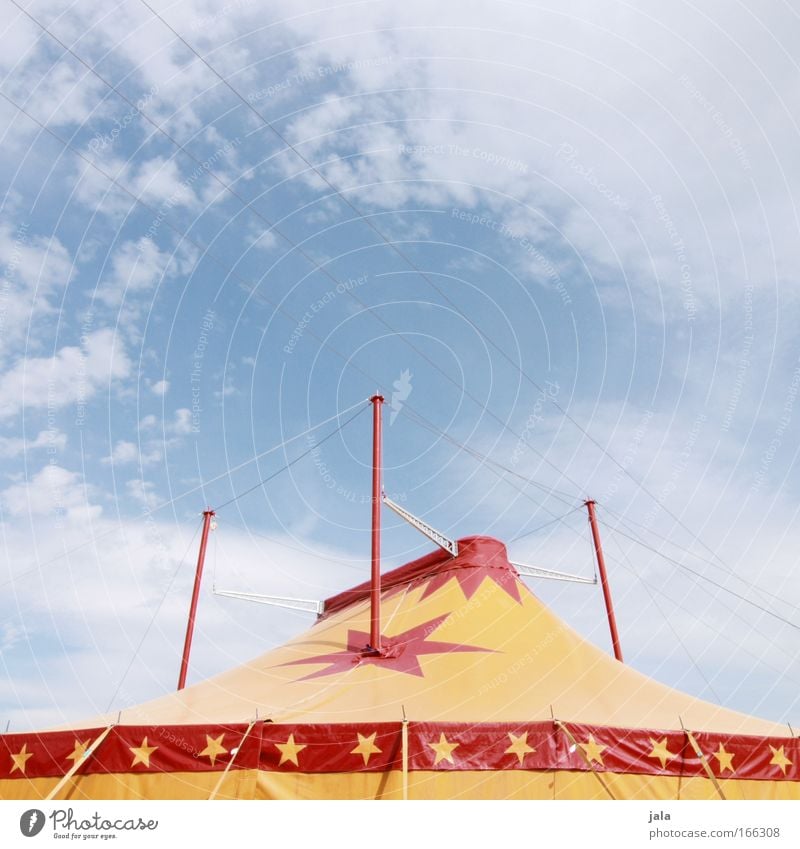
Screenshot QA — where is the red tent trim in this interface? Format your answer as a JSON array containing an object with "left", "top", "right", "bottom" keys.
[{"left": 2, "top": 721, "right": 797, "bottom": 781}]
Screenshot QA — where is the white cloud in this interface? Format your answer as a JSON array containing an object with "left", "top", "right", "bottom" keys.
[
  {"left": 251, "top": 0, "right": 800, "bottom": 320},
  {"left": 245, "top": 225, "right": 278, "bottom": 253},
  {"left": 0, "top": 429, "right": 66, "bottom": 459},
  {"left": 0, "top": 0, "right": 240, "bottom": 157},
  {"left": 0, "top": 4, "right": 39, "bottom": 72},
  {"left": 111, "top": 441, "right": 139, "bottom": 464},
  {"left": 125, "top": 477, "right": 159, "bottom": 508},
  {"left": 51, "top": 1, "right": 241, "bottom": 136},
  {"left": 171, "top": 408, "right": 194, "bottom": 435},
  {"left": 0, "top": 464, "right": 102, "bottom": 521},
  {"left": 0, "top": 328, "right": 131, "bottom": 421},
  {"left": 3, "top": 47, "right": 108, "bottom": 130},
  {"left": 214, "top": 373, "right": 237, "bottom": 399},
  {"left": 96, "top": 238, "right": 169, "bottom": 308},
  {"left": 90, "top": 238, "right": 197, "bottom": 339},
  {"left": 151, "top": 379, "right": 169, "bottom": 396},
  {"left": 0, "top": 222, "right": 73, "bottom": 360},
  {"left": 129, "top": 156, "right": 196, "bottom": 208},
  {"left": 73, "top": 154, "right": 199, "bottom": 222},
  {"left": 103, "top": 440, "right": 162, "bottom": 467},
  {"left": 0, "top": 621, "right": 23, "bottom": 653}
]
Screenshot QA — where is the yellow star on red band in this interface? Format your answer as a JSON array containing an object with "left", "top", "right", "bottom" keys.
[
  {"left": 714, "top": 743, "right": 735, "bottom": 774},
  {"left": 129, "top": 737, "right": 158, "bottom": 768},
  {"left": 10, "top": 744, "right": 33, "bottom": 774},
  {"left": 427, "top": 732, "right": 459, "bottom": 765},
  {"left": 66, "top": 740, "right": 90, "bottom": 765},
  {"left": 199, "top": 734, "right": 228, "bottom": 767},
  {"left": 505, "top": 732, "right": 535, "bottom": 765},
  {"left": 769, "top": 745, "right": 792, "bottom": 775},
  {"left": 579, "top": 735, "right": 606, "bottom": 766},
  {"left": 276, "top": 734, "right": 306, "bottom": 766},
  {"left": 351, "top": 732, "right": 382, "bottom": 766},
  {"left": 647, "top": 737, "right": 676, "bottom": 769}
]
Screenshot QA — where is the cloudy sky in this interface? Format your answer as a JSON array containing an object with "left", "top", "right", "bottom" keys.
[{"left": 1, "top": 0, "right": 799, "bottom": 732}]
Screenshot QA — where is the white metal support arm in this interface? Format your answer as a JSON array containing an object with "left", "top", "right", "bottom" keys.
[
  {"left": 511, "top": 562, "right": 597, "bottom": 585},
  {"left": 382, "top": 495, "right": 459, "bottom": 556},
  {"left": 213, "top": 588, "right": 323, "bottom": 614}
]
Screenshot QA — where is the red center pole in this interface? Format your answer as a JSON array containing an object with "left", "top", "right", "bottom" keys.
[
  {"left": 585, "top": 499, "right": 624, "bottom": 662},
  {"left": 368, "top": 395, "right": 384, "bottom": 653},
  {"left": 177, "top": 509, "right": 215, "bottom": 690}
]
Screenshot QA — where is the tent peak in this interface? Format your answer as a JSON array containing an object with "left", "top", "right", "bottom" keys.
[{"left": 321, "top": 535, "right": 516, "bottom": 619}]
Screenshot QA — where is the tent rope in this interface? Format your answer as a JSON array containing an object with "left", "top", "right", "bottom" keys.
[
  {"left": 600, "top": 504, "right": 799, "bottom": 615},
  {"left": 45, "top": 724, "right": 115, "bottom": 801},
  {"left": 681, "top": 722, "right": 726, "bottom": 800},
  {"left": 403, "top": 409, "right": 582, "bottom": 505},
  {"left": 606, "top": 534, "right": 723, "bottom": 702},
  {"left": 555, "top": 720, "right": 617, "bottom": 800},
  {"left": 214, "top": 404, "right": 367, "bottom": 511},
  {"left": 208, "top": 718, "right": 258, "bottom": 800},
  {"left": 401, "top": 707, "right": 409, "bottom": 801},
  {"left": 602, "top": 521, "right": 800, "bottom": 631}
]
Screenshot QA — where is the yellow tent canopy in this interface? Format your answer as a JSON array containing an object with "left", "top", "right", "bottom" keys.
[{"left": 1, "top": 536, "right": 797, "bottom": 799}]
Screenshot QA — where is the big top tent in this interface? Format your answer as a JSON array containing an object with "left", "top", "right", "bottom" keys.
[{"left": 1, "top": 534, "right": 797, "bottom": 801}]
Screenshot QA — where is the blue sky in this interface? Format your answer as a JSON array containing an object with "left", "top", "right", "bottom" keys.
[{"left": 1, "top": 0, "right": 799, "bottom": 732}]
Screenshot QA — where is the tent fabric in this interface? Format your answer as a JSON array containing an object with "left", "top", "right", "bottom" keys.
[{"left": 1, "top": 535, "right": 797, "bottom": 800}]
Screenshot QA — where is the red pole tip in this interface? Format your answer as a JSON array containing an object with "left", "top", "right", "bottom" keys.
[{"left": 370, "top": 394, "right": 385, "bottom": 403}]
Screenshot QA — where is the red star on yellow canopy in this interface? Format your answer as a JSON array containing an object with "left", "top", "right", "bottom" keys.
[
  {"left": 66, "top": 739, "right": 90, "bottom": 765},
  {"left": 10, "top": 744, "right": 33, "bottom": 774},
  {"left": 351, "top": 732, "right": 382, "bottom": 766},
  {"left": 647, "top": 737, "right": 677, "bottom": 770},
  {"left": 714, "top": 743, "right": 735, "bottom": 774},
  {"left": 129, "top": 737, "right": 158, "bottom": 769},
  {"left": 579, "top": 735, "right": 606, "bottom": 766},
  {"left": 281, "top": 614, "right": 493, "bottom": 681},
  {"left": 769, "top": 745, "right": 792, "bottom": 775},
  {"left": 199, "top": 734, "right": 228, "bottom": 767},
  {"left": 276, "top": 734, "right": 306, "bottom": 767},
  {"left": 427, "top": 732, "right": 459, "bottom": 765},
  {"left": 505, "top": 732, "right": 535, "bottom": 765}
]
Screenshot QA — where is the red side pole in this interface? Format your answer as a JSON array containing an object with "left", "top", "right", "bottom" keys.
[
  {"left": 177, "top": 509, "right": 215, "bottom": 690},
  {"left": 368, "top": 395, "right": 384, "bottom": 653},
  {"left": 585, "top": 499, "right": 623, "bottom": 662}
]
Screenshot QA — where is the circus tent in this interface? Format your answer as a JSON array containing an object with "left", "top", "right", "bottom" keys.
[{"left": 1, "top": 533, "right": 798, "bottom": 800}]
